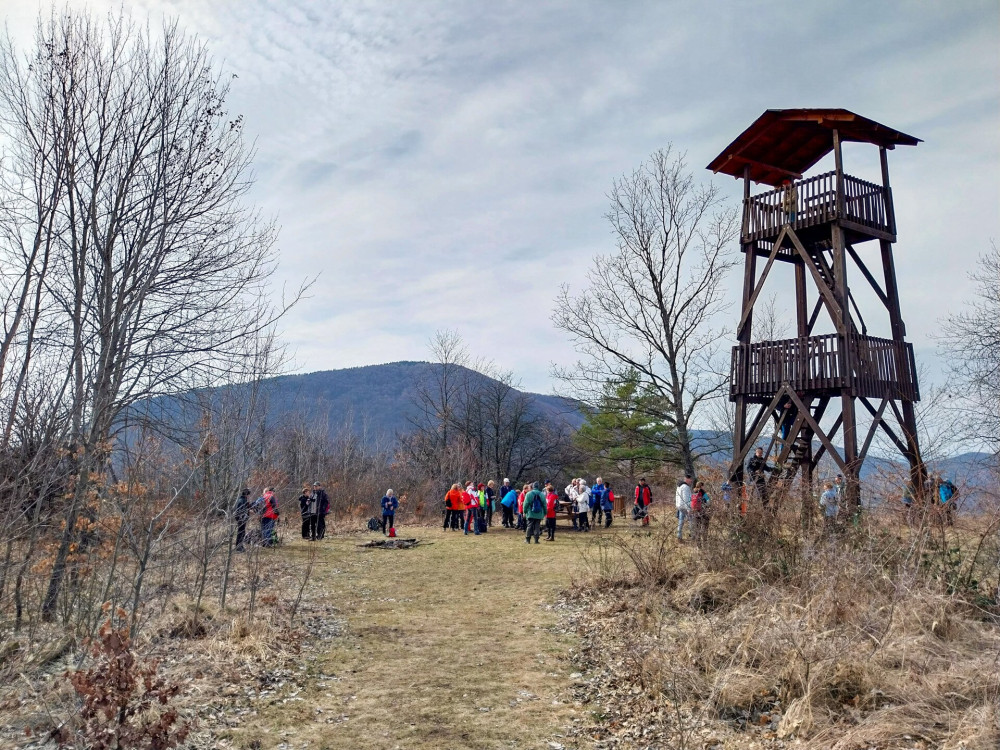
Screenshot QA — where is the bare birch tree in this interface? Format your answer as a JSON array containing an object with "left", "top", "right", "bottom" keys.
[{"left": 553, "top": 147, "right": 739, "bottom": 476}]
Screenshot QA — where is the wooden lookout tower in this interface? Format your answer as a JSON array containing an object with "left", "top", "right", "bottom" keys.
[{"left": 707, "top": 109, "right": 926, "bottom": 507}]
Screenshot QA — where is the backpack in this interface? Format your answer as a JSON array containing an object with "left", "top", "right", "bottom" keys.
[
  {"left": 691, "top": 490, "right": 702, "bottom": 512},
  {"left": 529, "top": 493, "right": 544, "bottom": 515},
  {"left": 367, "top": 517, "right": 381, "bottom": 532}
]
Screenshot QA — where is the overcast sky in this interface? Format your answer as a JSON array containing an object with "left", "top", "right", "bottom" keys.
[{"left": 6, "top": 1, "right": 999, "bottom": 396}]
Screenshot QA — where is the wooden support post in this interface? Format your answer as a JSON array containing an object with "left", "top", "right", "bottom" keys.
[
  {"left": 795, "top": 259, "right": 808, "bottom": 336},
  {"left": 880, "top": 146, "right": 896, "bottom": 236}
]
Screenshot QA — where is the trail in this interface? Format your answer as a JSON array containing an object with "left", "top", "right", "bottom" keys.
[{"left": 241, "top": 524, "right": 596, "bottom": 750}]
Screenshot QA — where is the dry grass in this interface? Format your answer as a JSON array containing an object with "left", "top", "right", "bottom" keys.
[
  {"left": 225, "top": 524, "right": 597, "bottom": 750},
  {"left": 567, "top": 509, "right": 1000, "bottom": 749}
]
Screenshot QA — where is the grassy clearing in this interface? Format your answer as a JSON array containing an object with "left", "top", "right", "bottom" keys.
[{"left": 231, "top": 523, "right": 600, "bottom": 750}]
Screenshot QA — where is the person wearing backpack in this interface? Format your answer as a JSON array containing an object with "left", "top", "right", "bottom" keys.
[
  {"left": 516, "top": 484, "right": 529, "bottom": 531},
  {"left": 602, "top": 483, "right": 615, "bottom": 528},
  {"left": 690, "top": 480, "right": 710, "bottom": 543},
  {"left": 443, "top": 484, "right": 462, "bottom": 531},
  {"left": 523, "top": 482, "right": 547, "bottom": 543},
  {"left": 500, "top": 483, "right": 518, "bottom": 528},
  {"left": 380, "top": 489, "right": 399, "bottom": 535},
  {"left": 255, "top": 488, "right": 280, "bottom": 547},
  {"left": 674, "top": 475, "right": 692, "bottom": 541},
  {"left": 565, "top": 479, "right": 580, "bottom": 530},
  {"left": 544, "top": 484, "right": 559, "bottom": 541},
  {"left": 635, "top": 478, "right": 653, "bottom": 526},
  {"left": 590, "top": 478, "right": 607, "bottom": 527},
  {"left": 937, "top": 475, "right": 958, "bottom": 526}
]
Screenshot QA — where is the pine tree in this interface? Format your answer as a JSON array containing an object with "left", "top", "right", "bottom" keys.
[{"left": 573, "top": 371, "right": 676, "bottom": 487}]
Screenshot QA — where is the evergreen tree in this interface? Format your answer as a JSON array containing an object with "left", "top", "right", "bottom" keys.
[{"left": 573, "top": 371, "right": 676, "bottom": 487}]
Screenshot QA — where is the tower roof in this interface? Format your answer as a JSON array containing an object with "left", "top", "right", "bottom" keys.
[{"left": 707, "top": 109, "right": 920, "bottom": 186}]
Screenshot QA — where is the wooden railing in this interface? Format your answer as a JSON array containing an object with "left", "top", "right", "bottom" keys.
[
  {"left": 743, "top": 172, "right": 893, "bottom": 242},
  {"left": 731, "top": 334, "right": 918, "bottom": 401}
]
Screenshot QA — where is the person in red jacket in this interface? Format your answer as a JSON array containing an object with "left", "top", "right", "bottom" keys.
[
  {"left": 443, "top": 484, "right": 463, "bottom": 531},
  {"left": 635, "top": 478, "right": 653, "bottom": 526},
  {"left": 544, "top": 484, "right": 559, "bottom": 541}
]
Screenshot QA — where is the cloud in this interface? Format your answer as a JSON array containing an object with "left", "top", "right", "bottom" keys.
[{"left": 5, "top": 0, "right": 999, "bottom": 398}]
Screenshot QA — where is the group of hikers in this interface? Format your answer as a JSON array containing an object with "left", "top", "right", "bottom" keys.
[
  {"left": 232, "top": 457, "right": 961, "bottom": 550},
  {"left": 232, "top": 483, "right": 330, "bottom": 550},
  {"left": 437, "top": 477, "right": 657, "bottom": 543}
]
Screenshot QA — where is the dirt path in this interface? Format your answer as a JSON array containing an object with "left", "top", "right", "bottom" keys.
[{"left": 237, "top": 524, "right": 596, "bottom": 750}]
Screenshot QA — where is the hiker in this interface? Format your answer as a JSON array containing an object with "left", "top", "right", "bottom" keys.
[
  {"left": 721, "top": 481, "right": 733, "bottom": 511},
  {"left": 380, "top": 489, "right": 398, "bottom": 535},
  {"left": 634, "top": 477, "right": 653, "bottom": 526},
  {"left": 234, "top": 488, "right": 251, "bottom": 551},
  {"left": 938, "top": 475, "right": 959, "bottom": 526},
  {"left": 691, "top": 480, "right": 710, "bottom": 543},
  {"left": 464, "top": 482, "right": 479, "bottom": 535},
  {"left": 747, "top": 448, "right": 775, "bottom": 506},
  {"left": 313, "top": 482, "right": 330, "bottom": 539},
  {"left": 523, "top": 482, "right": 547, "bottom": 544},
  {"left": 575, "top": 481, "right": 592, "bottom": 532},
  {"left": 544, "top": 483, "right": 559, "bottom": 541},
  {"left": 820, "top": 481, "right": 839, "bottom": 531},
  {"left": 444, "top": 483, "right": 463, "bottom": 531},
  {"left": 477, "top": 483, "right": 488, "bottom": 533},
  {"left": 500, "top": 482, "right": 517, "bottom": 528},
  {"left": 485, "top": 480, "right": 497, "bottom": 527},
  {"left": 781, "top": 178, "right": 798, "bottom": 223},
  {"left": 255, "top": 488, "right": 279, "bottom": 547},
  {"left": 675, "top": 475, "right": 692, "bottom": 541},
  {"left": 565, "top": 478, "right": 580, "bottom": 530},
  {"left": 298, "top": 486, "right": 315, "bottom": 539},
  {"left": 516, "top": 484, "right": 529, "bottom": 531},
  {"left": 601, "top": 482, "right": 614, "bottom": 528},
  {"left": 590, "top": 477, "right": 607, "bottom": 527}
]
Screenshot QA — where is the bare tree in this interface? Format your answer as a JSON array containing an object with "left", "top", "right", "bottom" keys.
[
  {"left": 553, "top": 147, "right": 739, "bottom": 476},
  {"left": 0, "top": 10, "right": 304, "bottom": 621},
  {"left": 941, "top": 241, "right": 1000, "bottom": 450}
]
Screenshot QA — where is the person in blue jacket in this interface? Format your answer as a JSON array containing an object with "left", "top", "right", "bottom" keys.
[
  {"left": 499, "top": 483, "right": 518, "bottom": 528},
  {"left": 380, "top": 489, "right": 399, "bottom": 535},
  {"left": 600, "top": 481, "right": 614, "bottom": 528},
  {"left": 590, "top": 478, "right": 607, "bottom": 527}
]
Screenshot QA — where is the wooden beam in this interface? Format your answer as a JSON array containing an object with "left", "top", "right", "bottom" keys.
[
  {"left": 729, "top": 386, "right": 792, "bottom": 478},
  {"left": 786, "top": 227, "right": 843, "bottom": 328},
  {"left": 737, "top": 227, "right": 788, "bottom": 337},
  {"left": 806, "top": 296, "right": 823, "bottom": 336},
  {"left": 846, "top": 244, "right": 890, "bottom": 309},
  {"left": 722, "top": 154, "right": 803, "bottom": 180},
  {"left": 795, "top": 260, "right": 808, "bottom": 336},
  {"left": 858, "top": 397, "right": 889, "bottom": 463},
  {"left": 783, "top": 388, "right": 849, "bottom": 473},
  {"left": 862, "top": 398, "right": 909, "bottom": 456}
]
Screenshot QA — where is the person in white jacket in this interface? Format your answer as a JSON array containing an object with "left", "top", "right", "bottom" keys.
[
  {"left": 565, "top": 479, "right": 581, "bottom": 531},
  {"left": 575, "top": 482, "right": 592, "bottom": 532},
  {"left": 674, "top": 475, "right": 693, "bottom": 540}
]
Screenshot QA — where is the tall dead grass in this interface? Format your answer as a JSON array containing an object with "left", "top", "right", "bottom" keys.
[{"left": 577, "top": 502, "right": 1000, "bottom": 748}]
